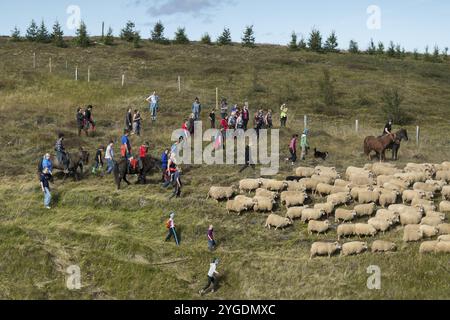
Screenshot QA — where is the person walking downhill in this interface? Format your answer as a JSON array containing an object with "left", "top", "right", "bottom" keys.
[
  {"left": 92, "top": 145, "right": 104, "bottom": 174},
  {"left": 300, "top": 129, "right": 310, "bottom": 161},
  {"left": 76, "top": 108, "right": 87, "bottom": 137},
  {"left": 165, "top": 212, "right": 180, "bottom": 246},
  {"left": 220, "top": 98, "right": 228, "bottom": 119},
  {"left": 105, "top": 141, "right": 115, "bottom": 174},
  {"left": 121, "top": 129, "right": 132, "bottom": 161},
  {"left": 209, "top": 108, "right": 216, "bottom": 129},
  {"left": 55, "top": 133, "right": 69, "bottom": 174},
  {"left": 146, "top": 91, "right": 160, "bottom": 122},
  {"left": 40, "top": 168, "right": 52, "bottom": 210},
  {"left": 133, "top": 110, "right": 142, "bottom": 136},
  {"left": 242, "top": 104, "right": 250, "bottom": 130},
  {"left": 139, "top": 142, "right": 149, "bottom": 171},
  {"left": 286, "top": 134, "right": 298, "bottom": 165},
  {"left": 125, "top": 108, "right": 133, "bottom": 133},
  {"left": 161, "top": 149, "right": 169, "bottom": 182},
  {"left": 85, "top": 105, "right": 95, "bottom": 132},
  {"left": 207, "top": 225, "right": 216, "bottom": 251},
  {"left": 280, "top": 104, "right": 288, "bottom": 128},
  {"left": 199, "top": 258, "right": 220, "bottom": 295},
  {"left": 41, "top": 153, "right": 53, "bottom": 176},
  {"left": 169, "top": 168, "right": 182, "bottom": 199},
  {"left": 192, "top": 97, "right": 202, "bottom": 121}
]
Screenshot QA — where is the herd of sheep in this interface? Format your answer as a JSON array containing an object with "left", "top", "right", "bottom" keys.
[{"left": 207, "top": 161, "right": 450, "bottom": 258}]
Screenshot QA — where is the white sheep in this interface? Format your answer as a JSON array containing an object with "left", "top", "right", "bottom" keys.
[
  {"left": 438, "top": 235, "right": 450, "bottom": 242},
  {"left": 265, "top": 214, "right": 293, "bottom": 230},
  {"left": 260, "top": 179, "right": 288, "bottom": 192},
  {"left": 334, "top": 179, "right": 352, "bottom": 188},
  {"left": 341, "top": 242, "right": 368, "bottom": 256},
  {"left": 358, "top": 190, "right": 380, "bottom": 204},
  {"left": 372, "top": 164, "right": 401, "bottom": 176},
  {"left": 286, "top": 206, "right": 309, "bottom": 221},
  {"left": 308, "top": 220, "right": 331, "bottom": 234},
  {"left": 419, "top": 241, "right": 438, "bottom": 254},
  {"left": 330, "top": 185, "right": 351, "bottom": 194},
  {"left": 354, "top": 223, "right": 378, "bottom": 237},
  {"left": 368, "top": 218, "right": 393, "bottom": 232},
  {"left": 284, "top": 193, "right": 309, "bottom": 208},
  {"left": 413, "top": 182, "right": 441, "bottom": 193},
  {"left": 371, "top": 240, "right": 397, "bottom": 253},
  {"left": 253, "top": 196, "right": 275, "bottom": 212},
  {"left": 377, "top": 175, "right": 394, "bottom": 187},
  {"left": 337, "top": 224, "right": 356, "bottom": 240},
  {"left": 437, "top": 223, "right": 450, "bottom": 235},
  {"left": 315, "top": 183, "right": 334, "bottom": 197},
  {"left": 255, "top": 188, "right": 278, "bottom": 202},
  {"left": 379, "top": 191, "right": 398, "bottom": 208},
  {"left": 327, "top": 192, "right": 352, "bottom": 206},
  {"left": 402, "top": 190, "right": 427, "bottom": 204},
  {"left": 312, "top": 174, "right": 335, "bottom": 185},
  {"left": 400, "top": 211, "right": 422, "bottom": 226},
  {"left": 226, "top": 200, "right": 248, "bottom": 215},
  {"left": 425, "top": 211, "right": 446, "bottom": 220},
  {"left": 436, "top": 170, "right": 450, "bottom": 183},
  {"left": 403, "top": 225, "right": 423, "bottom": 242},
  {"left": 439, "top": 201, "right": 450, "bottom": 213},
  {"left": 354, "top": 203, "right": 377, "bottom": 217},
  {"left": 295, "top": 167, "right": 315, "bottom": 178},
  {"left": 375, "top": 209, "right": 400, "bottom": 224},
  {"left": 285, "top": 181, "right": 307, "bottom": 192},
  {"left": 310, "top": 242, "right": 341, "bottom": 259},
  {"left": 411, "top": 198, "right": 434, "bottom": 208},
  {"left": 383, "top": 182, "right": 407, "bottom": 193},
  {"left": 426, "top": 179, "right": 447, "bottom": 189},
  {"left": 335, "top": 209, "right": 357, "bottom": 223},
  {"left": 435, "top": 241, "right": 450, "bottom": 253},
  {"left": 207, "top": 186, "right": 235, "bottom": 201},
  {"left": 301, "top": 208, "right": 326, "bottom": 223},
  {"left": 442, "top": 186, "right": 450, "bottom": 201},
  {"left": 349, "top": 174, "right": 375, "bottom": 186},
  {"left": 234, "top": 195, "right": 255, "bottom": 210},
  {"left": 314, "top": 202, "right": 335, "bottom": 216},
  {"left": 421, "top": 216, "right": 444, "bottom": 227},
  {"left": 239, "top": 179, "right": 262, "bottom": 193},
  {"left": 350, "top": 186, "right": 373, "bottom": 201},
  {"left": 346, "top": 166, "right": 372, "bottom": 179},
  {"left": 420, "top": 225, "right": 439, "bottom": 238},
  {"left": 299, "top": 178, "right": 320, "bottom": 192}
]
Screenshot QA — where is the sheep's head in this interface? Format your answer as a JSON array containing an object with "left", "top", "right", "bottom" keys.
[
  {"left": 390, "top": 243, "right": 397, "bottom": 250},
  {"left": 333, "top": 242, "right": 342, "bottom": 250},
  {"left": 286, "top": 218, "right": 293, "bottom": 225},
  {"left": 362, "top": 243, "right": 369, "bottom": 250},
  {"left": 324, "top": 220, "right": 331, "bottom": 226},
  {"left": 351, "top": 211, "right": 357, "bottom": 218}
]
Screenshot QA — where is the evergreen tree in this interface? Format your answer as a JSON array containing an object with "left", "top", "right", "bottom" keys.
[
  {"left": 10, "top": 26, "right": 21, "bottom": 42},
  {"left": 298, "top": 36, "right": 307, "bottom": 50},
  {"left": 443, "top": 47, "right": 449, "bottom": 61},
  {"left": 395, "top": 44, "right": 402, "bottom": 58},
  {"left": 217, "top": 28, "right": 232, "bottom": 46},
  {"left": 319, "top": 69, "right": 336, "bottom": 108},
  {"left": 367, "top": 38, "right": 376, "bottom": 55},
  {"left": 241, "top": 25, "right": 256, "bottom": 48},
  {"left": 37, "top": 20, "right": 50, "bottom": 43},
  {"left": 51, "top": 21, "right": 66, "bottom": 47},
  {"left": 308, "top": 28, "right": 322, "bottom": 52},
  {"left": 413, "top": 49, "right": 419, "bottom": 60},
  {"left": 424, "top": 46, "right": 431, "bottom": 61},
  {"left": 376, "top": 41, "right": 385, "bottom": 55},
  {"left": 104, "top": 27, "right": 114, "bottom": 45},
  {"left": 74, "top": 21, "right": 90, "bottom": 48},
  {"left": 120, "top": 21, "right": 137, "bottom": 42},
  {"left": 151, "top": 21, "right": 168, "bottom": 44},
  {"left": 387, "top": 41, "right": 396, "bottom": 57},
  {"left": 133, "top": 31, "right": 142, "bottom": 48},
  {"left": 288, "top": 32, "right": 298, "bottom": 51},
  {"left": 201, "top": 33, "right": 212, "bottom": 45},
  {"left": 348, "top": 40, "right": 359, "bottom": 54},
  {"left": 432, "top": 45, "right": 441, "bottom": 62},
  {"left": 26, "top": 20, "right": 39, "bottom": 42},
  {"left": 174, "top": 27, "right": 190, "bottom": 44},
  {"left": 324, "top": 31, "right": 338, "bottom": 53}
]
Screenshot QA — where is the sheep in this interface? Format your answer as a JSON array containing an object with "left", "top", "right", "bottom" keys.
[
  {"left": 299, "top": 178, "right": 320, "bottom": 192},
  {"left": 435, "top": 241, "right": 450, "bottom": 253},
  {"left": 207, "top": 186, "right": 235, "bottom": 201},
  {"left": 358, "top": 190, "right": 381, "bottom": 204},
  {"left": 308, "top": 220, "right": 331, "bottom": 234},
  {"left": 346, "top": 167, "right": 372, "bottom": 179},
  {"left": 301, "top": 208, "right": 326, "bottom": 223},
  {"left": 350, "top": 186, "right": 373, "bottom": 201},
  {"left": 375, "top": 209, "right": 400, "bottom": 224},
  {"left": 419, "top": 241, "right": 438, "bottom": 254},
  {"left": 310, "top": 242, "right": 341, "bottom": 259},
  {"left": 334, "top": 179, "right": 352, "bottom": 188},
  {"left": 414, "top": 182, "right": 441, "bottom": 193},
  {"left": 436, "top": 170, "right": 450, "bottom": 182},
  {"left": 383, "top": 182, "right": 407, "bottom": 193},
  {"left": 354, "top": 223, "right": 378, "bottom": 238},
  {"left": 368, "top": 218, "right": 393, "bottom": 232},
  {"left": 415, "top": 203, "right": 437, "bottom": 214},
  {"left": 253, "top": 196, "right": 275, "bottom": 212},
  {"left": 260, "top": 179, "right": 288, "bottom": 192},
  {"left": 226, "top": 200, "right": 249, "bottom": 215},
  {"left": 314, "top": 202, "right": 335, "bottom": 216},
  {"left": 354, "top": 203, "right": 377, "bottom": 217},
  {"left": 405, "top": 163, "right": 434, "bottom": 173},
  {"left": 437, "top": 223, "right": 450, "bottom": 235},
  {"left": 285, "top": 181, "right": 307, "bottom": 192},
  {"left": 327, "top": 192, "right": 352, "bottom": 206},
  {"left": 281, "top": 191, "right": 308, "bottom": 204},
  {"left": 371, "top": 240, "right": 397, "bottom": 253},
  {"left": 387, "top": 178, "right": 411, "bottom": 189},
  {"left": 372, "top": 164, "right": 401, "bottom": 176},
  {"left": 439, "top": 201, "right": 450, "bottom": 213},
  {"left": 402, "top": 190, "right": 428, "bottom": 204},
  {"left": 411, "top": 198, "right": 434, "bottom": 208},
  {"left": 285, "top": 194, "right": 309, "bottom": 208},
  {"left": 389, "top": 204, "right": 425, "bottom": 216},
  {"left": 315, "top": 166, "right": 339, "bottom": 178},
  {"left": 337, "top": 224, "right": 356, "bottom": 240},
  {"left": 426, "top": 179, "right": 447, "bottom": 189},
  {"left": 341, "top": 242, "right": 368, "bottom": 256},
  {"left": 403, "top": 225, "right": 423, "bottom": 242},
  {"left": 239, "top": 179, "right": 261, "bottom": 194},
  {"left": 425, "top": 211, "right": 446, "bottom": 220},
  {"left": 295, "top": 167, "right": 315, "bottom": 178},
  {"left": 234, "top": 195, "right": 255, "bottom": 209},
  {"left": 335, "top": 209, "right": 357, "bottom": 223},
  {"left": 379, "top": 191, "right": 398, "bottom": 208},
  {"left": 400, "top": 211, "right": 422, "bottom": 226},
  {"left": 255, "top": 189, "right": 278, "bottom": 202},
  {"left": 286, "top": 206, "right": 309, "bottom": 221},
  {"left": 265, "top": 214, "right": 293, "bottom": 230},
  {"left": 349, "top": 174, "right": 375, "bottom": 186},
  {"left": 442, "top": 162, "right": 450, "bottom": 170},
  {"left": 420, "top": 225, "right": 439, "bottom": 238},
  {"left": 315, "top": 183, "right": 334, "bottom": 197},
  {"left": 438, "top": 235, "right": 450, "bottom": 242},
  {"left": 312, "top": 174, "right": 336, "bottom": 185},
  {"left": 377, "top": 175, "right": 395, "bottom": 187},
  {"left": 442, "top": 186, "right": 450, "bottom": 201},
  {"left": 421, "top": 216, "right": 444, "bottom": 227}
]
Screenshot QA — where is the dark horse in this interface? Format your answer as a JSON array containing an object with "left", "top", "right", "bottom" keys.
[
  {"left": 364, "top": 133, "right": 397, "bottom": 162},
  {"left": 113, "top": 155, "right": 161, "bottom": 190},
  {"left": 385, "top": 129, "right": 409, "bottom": 161},
  {"left": 38, "top": 148, "right": 90, "bottom": 180}
]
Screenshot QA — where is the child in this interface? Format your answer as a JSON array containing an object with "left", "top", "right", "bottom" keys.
[
  {"left": 92, "top": 146, "right": 104, "bottom": 174},
  {"left": 209, "top": 108, "right": 216, "bottom": 129}
]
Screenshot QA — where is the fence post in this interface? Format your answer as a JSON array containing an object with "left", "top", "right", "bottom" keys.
[
  {"left": 65, "top": 61, "right": 68, "bottom": 70},
  {"left": 304, "top": 115, "right": 308, "bottom": 129},
  {"left": 216, "top": 87, "right": 219, "bottom": 110},
  {"left": 33, "top": 52, "right": 36, "bottom": 69},
  {"left": 49, "top": 58, "right": 52, "bottom": 73},
  {"left": 355, "top": 119, "right": 359, "bottom": 133},
  {"left": 122, "top": 74, "right": 125, "bottom": 87},
  {"left": 75, "top": 67, "right": 78, "bottom": 81},
  {"left": 88, "top": 67, "right": 90, "bottom": 82},
  {"left": 416, "top": 126, "right": 420, "bottom": 146},
  {"left": 178, "top": 76, "right": 181, "bottom": 92}
]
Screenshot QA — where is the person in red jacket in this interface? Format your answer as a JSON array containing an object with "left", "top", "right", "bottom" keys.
[
  {"left": 286, "top": 134, "right": 299, "bottom": 165},
  {"left": 139, "top": 142, "right": 149, "bottom": 170}
]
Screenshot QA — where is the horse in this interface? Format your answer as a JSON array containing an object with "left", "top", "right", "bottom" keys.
[
  {"left": 113, "top": 155, "right": 161, "bottom": 190},
  {"left": 385, "top": 129, "right": 409, "bottom": 161},
  {"left": 38, "top": 148, "right": 90, "bottom": 180},
  {"left": 364, "top": 133, "right": 397, "bottom": 162}
]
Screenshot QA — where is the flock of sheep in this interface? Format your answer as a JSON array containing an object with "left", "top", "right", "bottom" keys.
[{"left": 207, "top": 161, "right": 450, "bottom": 258}]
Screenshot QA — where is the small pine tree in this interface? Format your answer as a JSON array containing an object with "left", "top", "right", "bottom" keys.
[
  {"left": 443, "top": 47, "right": 449, "bottom": 61},
  {"left": 382, "top": 88, "right": 409, "bottom": 125},
  {"left": 37, "top": 20, "right": 50, "bottom": 43},
  {"left": 319, "top": 69, "right": 336, "bottom": 108},
  {"left": 104, "top": 27, "right": 114, "bottom": 45},
  {"left": 201, "top": 33, "right": 212, "bottom": 45},
  {"left": 432, "top": 45, "right": 441, "bottom": 62},
  {"left": 377, "top": 42, "right": 385, "bottom": 55},
  {"left": 151, "top": 21, "right": 168, "bottom": 44},
  {"left": 241, "top": 25, "right": 256, "bottom": 48},
  {"left": 413, "top": 49, "right": 419, "bottom": 60},
  {"left": 26, "top": 20, "right": 39, "bottom": 42},
  {"left": 11, "top": 26, "right": 21, "bottom": 42},
  {"left": 387, "top": 41, "right": 396, "bottom": 58},
  {"left": 289, "top": 32, "right": 298, "bottom": 51},
  {"left": 133, "top": 31, "right": 142, "bottom": 48},
  {"left": 324, "top": 31, "right": 338, "bottom": 53},
  {"left": 348, "top": 40, "right": 359, "bottom": 54},
  {"left": 395, "top": 44, "right": 402, "bottom": 59},
  {"left": 74, "top": 21, "right": 90, "bottom": 48},
  {"left": 424, "top": 46, "right": 431, "bottom": 61},
  {"left": 298, "top": 36, "right": 307, "bottom": 50},
  {"left": 174, "top": 27, "right": 190, "bottom": 44},
  {"left": 51, "top": 21, "right": 66, "bottom": 47},
  {"left": 367, "top": 38, "right": 376, "bottom": 55},
  {"left": 217, "top": 28, "right": 232, "bottom": 46},
  {"left": 308, "top": 28, "right": 322, "bottom": 53},
  {"left": 120, "top": 21, "right": 137, "bottom": 42}
]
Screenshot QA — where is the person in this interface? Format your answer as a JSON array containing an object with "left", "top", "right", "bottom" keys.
[
  {"left": 220, "top": 98, "right": 228, "bottom": 119},
  {"left": 105, "top": 141, "right": 115, "bottom": 174},
  {"left": 230, "top": 104, "right": 238, "bottom": 115},
  {"left": 41, "top": 153, "right": 53, "bottom": 175},
  {"left": 199, "top": 258, "right": 220, "bottom": 295},
  {"left": 207, "top": 225, "right": 216, "bottom": 251},
  {"left": 76, "top": 108, "right": 87, "bottom": 137},
  {"left": 85, "top": 105, "right": 95, "bottom": 131},
  {"left": 133, "top": 110, "right": 142, "bottom": 136},
  {"left": 300, "top": 129, "right": 310, "bottom": 161},
  {"left": 280, "top": 104, "right": 288, "bottom": 128},
  {"left": 125, "top": 108, "right": 133, "bottom": 132},
  {"left": 121, "top": 130, "right": 132, "bottom": 160},
  {"left": 188, "top": 113, "right": 195, "bottom": 135},
  {"left": 265, "top": 109, "right": 273, "bottom": 129},
  {"left": 192, "top": 97, "right": 202, "bottom": 121},
  {"left": 239, "top": 142, "right": 256, "bottom": 173},
  {"left": 139, "top": 142, "right": 149, "bottom": 171},
  {"left": 55, "top": 133, "right": 69, "bottom": 173},
  {"left": 228, "top": 112, "right": 237, "bottom": 130},
  {"left": 383, "top": 119, "right": 393, "bottom": 136},
  {"left": 165, "top": 212, "right": 180, "bottom": 246},
  {"left": 209, "top": 108, "right": 216, "bottom": 129},
  {"left": 182, "top": 119, "right": 190, "bottom": 139},
  {"left": 254, "top": 111, "right": 264, "bottom": 139},
  {"left": 169, "top": 169, "right": 182, "bottom": 199},
  {"left": 40, "top": 168, "right": 52, "bottom": 209},
  {"left": 171, "top": 136, "right": 185, "bottom": 158},
  {"left": 146, "top": 91, "right": 160, "bottom": 121},
  {"left": 236, "top": 113, "right": 244, "bottom": 131},
  {"left": 242, "top": 104, "right": 250, "bottom": 130},
  {"left": 286, "top": 134, "right": 298, "bottom": 165},
  {"left": 92, "top": 146, "right": 104, "bottom": 174},
  {"left": 161, "top": 149, "right": 169, "bottom": 182}
]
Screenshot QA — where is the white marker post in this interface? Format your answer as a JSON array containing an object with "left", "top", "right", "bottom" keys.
[
  {"left": 122, "top": 74, "right": 125, "bottom": 87},
  {"left": 356, "top": 119, "right": 359, "bottom": 133},
  {"left": 88, "top": 67, "right": 90, "bottom": 83},
  {"left": 75, "top": 67, "right": 78, "bottom": 81},
  {"left": 178, "top": 76, "right": 181, "bottom": 92},
  {"left": 49, "top": 58, "right": 52, "bottom": 73},
  {"left": 304, "top": 115, "right": 308, "bottom": 129},
  {"left": 416, "top": 126, "right": 420, "bottom": 146},
  {"left": 33, "top": 52, "right": 36, "bottom": 69},
  {"left": 66, "top": 61, "right": 68, "bottom": 70}
]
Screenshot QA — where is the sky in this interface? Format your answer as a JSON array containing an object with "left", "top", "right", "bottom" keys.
[{"left": 0, "top": 0, "right": 449, "bottom": 52}]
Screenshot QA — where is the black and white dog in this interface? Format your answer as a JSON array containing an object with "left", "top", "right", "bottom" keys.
[{"left": 314, "top": 148, "right": 329, "bottom": 161}]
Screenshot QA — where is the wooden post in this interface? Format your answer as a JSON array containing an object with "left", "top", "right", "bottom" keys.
[
  {"left": 416, "top": 126, "right": 420, "bottom": 146},
  {"left": 304, "top": 115, "right": 308, "bottom": 128},
  {"left": 178, "top": 76, "right": 181, "bottom": 92},
  {"left": 88, "top": 67, "right": 90, "bottom": 82},
  {"left": 122, "top": 74, "right": 125, "bottom": 87},
  {"left": 49, "top": 58, "right": 52, "bottom": 73},
  {"left": 102, "top": 22, "right": 105, "bottom": 39},
  {"left": 75, "top": 67, "right": 78, "bottom": 81},
  {"left": 355, "top": 119, "right": 359, "bottom": 133},
  {"left": 65, "top": 61, "right": 68, "bottom": 70},
  {"left": 216, "top": 87, "right": 219, "bottom": 110},
  {"left": 33, "top": 52, "right": 36, "bottom": 69}
]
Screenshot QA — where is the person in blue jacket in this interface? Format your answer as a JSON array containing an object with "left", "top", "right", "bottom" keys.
[
  {"left": 41, "top": 153, "right": 53, "bottom": 175},
  {"left": 192, "top": 97, "right": 202, "bottom": 121},
  {"left": 161, "top": 149, "right": 169, "bottom": 182}
]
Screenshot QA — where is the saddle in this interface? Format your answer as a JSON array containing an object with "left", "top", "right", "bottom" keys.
[{"left": 129, "top": 158, "right": 138, "bottom": 171}]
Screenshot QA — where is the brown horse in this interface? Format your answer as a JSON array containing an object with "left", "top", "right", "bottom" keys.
[
  {"left": 38, "top": 148, "right": 90, "bottom": 180},
  {"left": 364, "top": 133, "right": 396, "bottom": 162}
]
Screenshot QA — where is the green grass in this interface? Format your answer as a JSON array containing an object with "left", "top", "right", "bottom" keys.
[{"left": 0, "top": 38, "right": 449, "bottom": 300}]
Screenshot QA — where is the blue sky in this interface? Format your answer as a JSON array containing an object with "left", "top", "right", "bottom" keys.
[{"left": 1, "top": 0, "right": 449, "bottom": 51}]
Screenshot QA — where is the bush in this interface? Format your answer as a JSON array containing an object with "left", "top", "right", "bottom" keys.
[
  {"left": 318, "top": 69, "right": 336, "bottom": 108},
  {"left": 200, "top": 33, "right": 212, "bottom": 45},
  {"left": 74, "top": 21, "right": 90, "bottom": 48},
  {"left": 120, "top": 21, "right": 138, "bottom": 42},
  {"left": 173, "top": 27, "right": 190, "bottom": 44},
  {"left": 381, "top": 88, "right": 414, "bottom": 125}
]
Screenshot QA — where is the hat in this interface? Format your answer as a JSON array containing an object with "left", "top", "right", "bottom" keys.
[
  {"left": 45, "top": 153, "right": 50, "bottom": 158},
  {"left": 213, "top": 258, "right": 219, "bottom": 264},
  {"left": 170, "top": 212, "right": 175, "bottom": 219}
]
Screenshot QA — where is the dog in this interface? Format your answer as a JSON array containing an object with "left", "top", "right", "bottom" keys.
[
  {"left": 314, "top": 148, "right": 329, "bottom": 161},
  {"left": 285, "top": 176, "right": 302, "bottom": 182}
]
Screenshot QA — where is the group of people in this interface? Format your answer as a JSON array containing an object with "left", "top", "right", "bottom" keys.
[
  {"left": 286, "top": 129, "right": 310, "bottom": 165},
  {"left": 125, "top": 109, "right": 143, "bottom": 136},
  {"left": 76, "top": 105, "right": 95, "bottom": 137}
]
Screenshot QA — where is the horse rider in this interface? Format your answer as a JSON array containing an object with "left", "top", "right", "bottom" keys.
[
  {"left": 139, "top": 142, "right": 150, "bottom": 171},
  {"left": 41, "top": 153, "right": 53, "bottom": 175},
  {"left": 383, "top": 119, "right": 393, "bottom": 136},
  {"left": 55, "top": 133, "right": 69, "bottom": 174}
]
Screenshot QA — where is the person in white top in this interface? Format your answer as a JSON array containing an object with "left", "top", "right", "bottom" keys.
[
  {"left": 146, "top": 91, "right": 160, "bottom": 121},
  {"left": 199, "top": 258, "right": 220, "bottom": 295},
  {"left": 105, "top": 141, "right": 115, "bottom": 174},
  {"left": 165, "top": 212, "right": 180, "bottom": 246}
]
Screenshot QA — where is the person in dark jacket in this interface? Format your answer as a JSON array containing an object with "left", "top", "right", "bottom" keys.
[
  {"left": 125, "top": 108, "right": 133, "bottom": 132},
  {"left": 161, "top": 149, "right": 169, "bottom": 182},
  {"left": 40, "top": 168, "right": 52, "bottom": 209},
  {"left": 209, "top": 108, "right": 216, "bottom": 129},
  {"left": 55, "top": 133, "right": 69, "bottom": 173},
  {"left": 77, "top": 108, "right": 87, "bottom": 137}
]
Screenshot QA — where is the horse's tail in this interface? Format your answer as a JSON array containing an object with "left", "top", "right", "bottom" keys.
[
  {"left": 363, "top": 138, "right": 370, "bottom": 155},
  {"left": 113, "top": 161, "right": 120, "bottom": 181}
]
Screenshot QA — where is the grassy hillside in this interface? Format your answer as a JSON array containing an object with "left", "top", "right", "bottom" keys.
[{"left": 0, "top": 38, "right": 449, "bottom": 299}]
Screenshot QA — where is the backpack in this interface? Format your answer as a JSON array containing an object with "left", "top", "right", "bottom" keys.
[{"left": 165, "top": 220, "right": 171, "bottom": 229}]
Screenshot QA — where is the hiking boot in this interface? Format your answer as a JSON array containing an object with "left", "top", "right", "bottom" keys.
[
  {"left": 45, "top": 206, "right": 51, "bottom": 210},
  {"left": 64, "top": 169, "right": 69, "bottom": 174}
]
